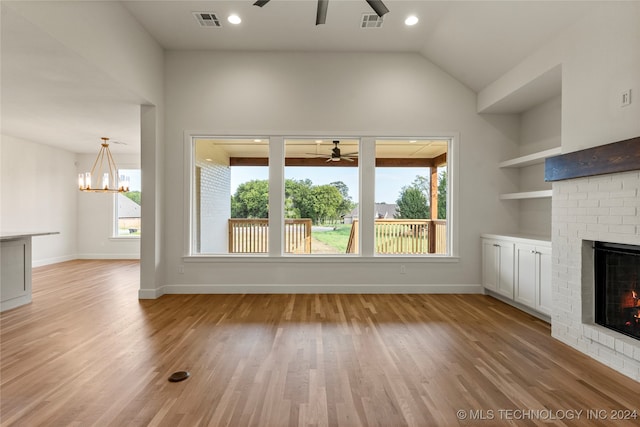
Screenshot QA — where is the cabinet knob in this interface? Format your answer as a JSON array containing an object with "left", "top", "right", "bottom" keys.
[
  {"left": 493, "top": 244, "right": 500, "bottom": 247},
  {"left": 531, "top": 250, "right": 536, "bottom": 254}
]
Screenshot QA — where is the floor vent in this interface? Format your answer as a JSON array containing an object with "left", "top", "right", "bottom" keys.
[
  {"left": 361, "top": 13, "right": 383, "bottom": 28},
  {"left": 193, "top": 12, "right": 222, "bottom": 28}
]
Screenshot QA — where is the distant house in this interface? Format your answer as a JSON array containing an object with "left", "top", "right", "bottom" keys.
[
  {"left": 343, "top": 203, "right": 398, "bottom": 224},
  {"left": 118, "top": 194, "right": 141, "bottom": 231}
]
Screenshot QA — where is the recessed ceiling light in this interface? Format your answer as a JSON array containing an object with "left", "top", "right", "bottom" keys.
[
  {"left": 205, "top": 158, "right": 213, "bottom": 162},
  {"left": 409, "top": 140, "right": 417, "bottom": 143},
  {"left": 405, "top": 15, "right": 419, "bottom": 26},
  {"left": 315, "top": 140, "right": 323, "bottom": 143},
  {"left": 254, "top": 139, "right": 262, "bottom": 142},
  {"left": 228, "top": 14, "right": 241, "bottom": 25}
]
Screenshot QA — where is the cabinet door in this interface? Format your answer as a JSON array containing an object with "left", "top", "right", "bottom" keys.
[
  {"left": 0, "top": 240, "right": 27, "bottom": 302},
  {"left": 496, "top": 242, "right": 514, "bottom": 299},
  {"left": 514, "top": 243, "right": 537, "bottom": 308},
  {"left": 536, "top": 245, "right": 552, "bottom": 315},
  {"left": 482, "top": 239, "right": 499, "bottom": 292}
]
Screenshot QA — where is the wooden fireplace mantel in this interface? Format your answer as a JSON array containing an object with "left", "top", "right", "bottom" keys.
[{"left": 545, "top": 136, "right": 640, "bottom": 182}]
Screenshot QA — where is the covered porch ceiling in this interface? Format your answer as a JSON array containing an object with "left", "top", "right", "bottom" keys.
[{"left": 195, "top": 138, "right": 448, "bottom": 167}]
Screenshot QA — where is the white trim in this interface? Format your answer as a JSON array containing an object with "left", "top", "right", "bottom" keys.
[
  {"left": 1, "top": 295, "right": 32, "bottom": 312},
  {"left": 360, "top": 137, "right": 375, "bottom": 256},
  {"left": 269, "top": 136, "right": 284, "bottom": 256},
  {"left": 77, "top": 253, "right": 140, "bottom": 260},
  {"left": 183, "top": 131, "right": 194, "bottom": 256},
  {"left": 138, "top": 288, "right": 162, "bottom": 299},
  {"left": 183, "top": 255, "right": 459, "bottom": 263},
  {"left": 184, "top": 130, "right": 460, "bottom": 259},
  {"left": 158, "top": 283, "right": 483, "bottom": 295},
  {"left": 32, "top": 254, "right": 76, "bottom": 267}
]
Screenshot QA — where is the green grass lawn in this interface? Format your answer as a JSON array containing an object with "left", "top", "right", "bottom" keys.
[{"left": 313, "top": 225, "right": 352, "bottom": 253}]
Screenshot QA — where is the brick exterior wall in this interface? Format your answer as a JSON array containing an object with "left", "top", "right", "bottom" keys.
[
  {"left": 552, "top": 170, "right": 640, "bottom": 381},
  {"left": 196, "top": 154, "right": 231, "bottom": 253}
]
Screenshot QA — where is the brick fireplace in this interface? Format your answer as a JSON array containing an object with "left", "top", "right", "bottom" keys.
[{"left": 551, "top": 168, "right": 640, "bottom": 381}]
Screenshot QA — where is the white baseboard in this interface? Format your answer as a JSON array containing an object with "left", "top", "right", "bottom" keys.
[
  {"left": 144, "top": 283, "right": 483, "bottom": 298},
  {"left": 78, "top": 253, "right": 140, "bottom": 260},
  {"left": 138, "top": 288, "right": 162, "bottom": 299},
  {"left": 32, "top": 254, "right": 76, "bottom": 267}
]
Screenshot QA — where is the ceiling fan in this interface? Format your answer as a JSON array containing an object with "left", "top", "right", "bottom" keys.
[
  {"left": 307, "top": 140, "right": 358, "bottom": 162},
  {"left": 253, "top": 0, "right": 389, "bottom": 25}
]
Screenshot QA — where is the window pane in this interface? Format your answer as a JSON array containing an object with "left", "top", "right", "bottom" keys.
[
  {"left": 193, "top": 138, "right": 269, "bottom": 254},
  {"left": 116, "top": 169, "right": 141, "bottom": 236},
  {"left": 284, "top": 138, "right": 359, "bottom": 255},
  {"left": 374, "top": 139, "right": 448, "bottom": 255}
]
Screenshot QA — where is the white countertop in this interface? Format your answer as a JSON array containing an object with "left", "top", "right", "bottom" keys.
[
  {"left": 0, "top": 232, "right": 59, "bottom": 241},
  {"left": 481, "top": 233, "right": 551, "bottom": 245}
]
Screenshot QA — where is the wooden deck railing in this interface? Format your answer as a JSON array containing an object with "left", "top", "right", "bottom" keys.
[
  {"left": 346, "top": 219, "right": 447, "bottom": 254},
  {"left": 228, "top": 219, "right": 312, "bottom": 254}
]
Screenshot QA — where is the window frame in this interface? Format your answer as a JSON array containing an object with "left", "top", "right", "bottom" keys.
[
  {"left": 112, "top": 167, "right": 142, "bottom": 240},
  {"left": 184, "top": 133, "right": 459, "bottom": 260}
]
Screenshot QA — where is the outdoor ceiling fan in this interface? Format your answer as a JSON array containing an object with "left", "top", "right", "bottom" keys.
[
  {"left": 307, "top": 140, "right": 358, "bottom": 162},
  {"left": 253, "top": 0, "right": 389, "bottom": 25}
]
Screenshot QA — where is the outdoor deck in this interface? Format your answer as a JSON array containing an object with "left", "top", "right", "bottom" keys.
[{"left": 229, "top": 218, "right": 446, "bottom": 254}]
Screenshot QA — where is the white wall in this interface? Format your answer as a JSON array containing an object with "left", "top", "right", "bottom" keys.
[
  {"left": 159, "top": 51, "right": 520, "bottom": 295},
  {"left": 0, "top": 135, "right": 77, "bottom": 266},
  {"left": 6, "top": 2, "right": 165, "bottom": 290},
  {"left": 480, "top": 2, "right": 640, "bottom": 152},
  {"left": 76, "top": 153, "right": 141, "bottom": 259},
  {"left": 517, "top": 96, "right": 561, "bottom": 236}
]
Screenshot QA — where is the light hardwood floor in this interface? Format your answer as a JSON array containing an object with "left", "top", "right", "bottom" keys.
[{"left": 1, "top": 260, "right": 639, "bottom": 426}]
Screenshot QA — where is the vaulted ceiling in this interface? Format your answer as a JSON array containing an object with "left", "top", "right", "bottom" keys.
[{"left": 1, "top": 1, "right": 598, "bottom": 154}]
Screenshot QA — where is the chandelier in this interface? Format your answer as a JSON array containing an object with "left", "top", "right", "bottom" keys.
[{"left": 78, "top": 137, "right": 130, "bottom": 193}]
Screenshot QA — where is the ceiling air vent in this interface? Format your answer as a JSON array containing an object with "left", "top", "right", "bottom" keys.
[
  {"left": 193, "top": 12, "right": 222, "bottom": 28},
  {"left": 361, "top": 13, "right": 383, "bottom": 28}
]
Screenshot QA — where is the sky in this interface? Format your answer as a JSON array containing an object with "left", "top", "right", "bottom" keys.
[
  {"left": 120, "top": 168, "right": 142, "bottom": 192},
  {"left": 230, "top": 166, "right": 433, "bottom": 204}
]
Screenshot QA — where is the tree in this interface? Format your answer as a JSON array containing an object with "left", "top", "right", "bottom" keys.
[
  {"left": 232, "top": 178, "right": 353, "bottom": 225},
  {"left": 285, "top": 179, "right": 314, "bottom": 219},
  {"left": 231, "top": 180, "right": 269, "bottom": 218},
  {"left": 330, "top": 181, "right": 355, "bottom": 218},
  {"left": 395, "top": 186, "right": 429, "bottom": 219},
  {"left": 124, "top": 191, "right": 141, "bottom": 205},
  {"left": 437, "top": 170, "right": 447, "bottom": 219},
  {"left": 410, "top": 175, "right": 431, "bottom": 201},
  {"left": 311, "top": 185, "right": 343, "bottom": 224}
]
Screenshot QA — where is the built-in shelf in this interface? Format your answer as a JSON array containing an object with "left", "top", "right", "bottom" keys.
[
  {"left": 499, "top": 147, "right": 562, "bottom": 168},
  {"left": 499, "top": 190, "right": 552, "bottom": 200}
]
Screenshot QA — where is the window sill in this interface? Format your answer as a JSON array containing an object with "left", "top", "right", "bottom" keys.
[
  {"left": 109, "top": 236, "right": 141, "bottom": 241},
  {"left": 183, "top": 255, "right": 459, "bottom": 263}
]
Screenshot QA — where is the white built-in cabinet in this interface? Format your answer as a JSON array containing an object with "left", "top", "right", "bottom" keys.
[
  {"left": 482, "top": 238, "right": 514, "bottom": 299},
  {"left": 514, "top": 243, "right": 552, "bottom": 315},
  {"left": 481, "top": 234, "right": 552, "bottom": 319}
]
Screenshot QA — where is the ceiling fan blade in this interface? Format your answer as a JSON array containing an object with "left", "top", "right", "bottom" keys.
[
  {"left": 253, "top": 0, "right": 270, "bottom": 7},
  {"left": 366, "top": 0, "right": 389, "bottom": 17},
  {"left": 316, "top": 0, "right": 329, "bottom": 25},
  {"left": 343, "top": 157, "right": 355, "bottom": 162}
]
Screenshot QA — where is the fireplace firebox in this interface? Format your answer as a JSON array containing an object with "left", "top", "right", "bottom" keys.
[{"left": 595, "top": 242, "right": 640, "bottom": 340}]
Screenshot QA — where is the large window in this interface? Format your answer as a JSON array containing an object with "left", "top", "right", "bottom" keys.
[
  {"left": 115, "top": 168, "right": 141, "bottom": 237},
  {"left": 284, "top": 139, "right": 359, "bottom": 255},
  {"left": 193, "top": 138, "right": 269, "bottom": 254},
  {"left": 374, "top": 139, "right": 448, "bottom": 255},
  {"left": 190, "top": 136, "right": 452, "bottom": 257}
]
